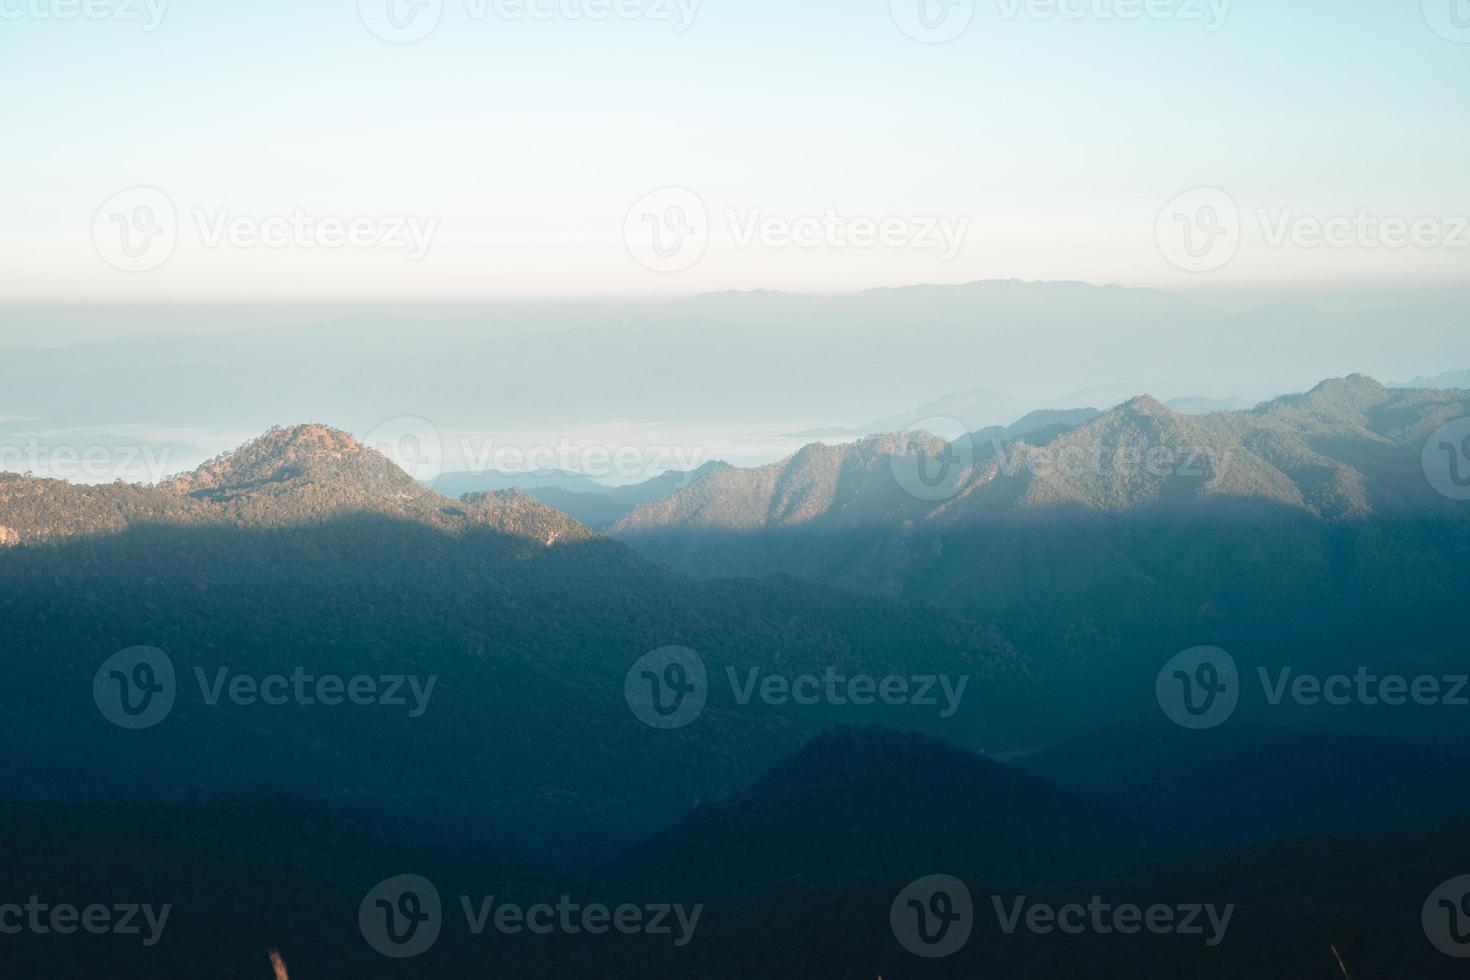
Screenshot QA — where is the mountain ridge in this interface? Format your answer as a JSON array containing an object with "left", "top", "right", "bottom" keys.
[
  {"left": 612, "top": 376, "right": 1470, "bottom": 539},
  {"left": 0, "top": 422, "right": 593, "bottom": 547}
]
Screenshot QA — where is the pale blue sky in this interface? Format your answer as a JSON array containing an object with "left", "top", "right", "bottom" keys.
[{"left": 2, "top": 0, "right": 1467, "bottom": 298}]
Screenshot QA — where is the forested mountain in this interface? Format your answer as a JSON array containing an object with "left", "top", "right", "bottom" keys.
[
  {"left": 0, "top": 424, "right": 592, "bottom": 546},
  {"left": 4, "top": 402, "right": 1468, "bottom": 977},
  {"left": 0, "top": 426, "right": 1029, "bottom": 869},
  {"left": 614, "top": 376, "right": 1469, "bottom": 540},
  {"left": 612, "top": 377, "right": 1470, "bottom": 742}
]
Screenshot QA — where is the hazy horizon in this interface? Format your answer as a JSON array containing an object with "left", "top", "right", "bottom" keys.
[{"left": 5, "top": 2, "right": 1469, "bottom": 301}]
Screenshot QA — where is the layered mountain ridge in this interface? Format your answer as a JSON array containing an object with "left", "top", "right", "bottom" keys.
[
  {"left": 613, "top": 376, "right": 1469, "bottom": 541},
  {"left": 0, "top": 424, "right": 1031, "bottom": 869},
  {"left": 606, "top": 377, "right": 1470, "bottom": 742}
]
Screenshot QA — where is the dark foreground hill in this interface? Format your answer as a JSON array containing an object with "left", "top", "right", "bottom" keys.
[
  {"left": 5, "top": 729, "right": 1467, "bottom": 979},
  {"left": 604, "top": 726, "right": 1143, "bottom": 902}
]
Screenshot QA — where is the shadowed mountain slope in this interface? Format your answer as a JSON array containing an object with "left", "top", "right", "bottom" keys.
[
  {"left": 606, "top": 726, "right": 1141, "bottom": 901},
  {"left": 1021, "top": 721, "right": 1470, "bottom": 849},
  {"left": 0, "top": 427, "right": 1032, "bottom": 868},
  {"left": 609, "top": 379, "right": 1470, "bottom": 744}
]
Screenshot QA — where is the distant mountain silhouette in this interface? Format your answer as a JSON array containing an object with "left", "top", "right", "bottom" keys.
[
  {"left": 435, "top": 466, "right": 611, "bottom": 498},
  {"left": 438, "top": 461, "right": 731, "bottom": 530},
  {"left": 1165, "top": 395, "right": 1255, "bottom": 414},
  {"left": 1392, "top": 368, "right": 1470, "bottom": 389},
  {"left": 16, "top": 283, "right": 1467, "bottom": 464}
]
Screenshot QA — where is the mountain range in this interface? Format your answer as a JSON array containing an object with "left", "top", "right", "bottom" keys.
[
  {"left": 4, "top": 375, "right": 1469, "bottom": 976},
  {"left": 0, "top": 424, "right": 1031, "bottom": 869},
  {"left": 433, "top": 461, "right": 729, "bottom": 530},
  {"left": 611, "top": 376, "right": 1470, "bottom": 741}
]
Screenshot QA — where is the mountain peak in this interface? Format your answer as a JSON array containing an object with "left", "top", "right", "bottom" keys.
[
  {"left": 1310, "top": 374, "right": 1386, "bottom": 396},
  {"left": 1282, "top": 374, "right": 1390, "bottom": 418},
  {"left": 165, "top": 423, "right": 410, "bottom": 496},
  {"left": 1117, "top": 394, "right": 1170, "bottom": 417},
  {"left": 608, "top": 725, "right": 1141, "bottom": 899},
  {"left": 248, "top": 423, "right": 362, "bottom": 456}
]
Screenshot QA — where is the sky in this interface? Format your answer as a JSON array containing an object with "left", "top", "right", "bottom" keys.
[{"left": 2, "top": 0, "right": 1468, "bottom": 300}]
